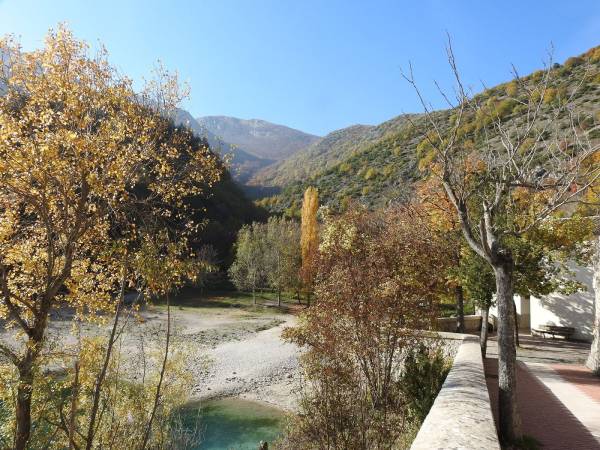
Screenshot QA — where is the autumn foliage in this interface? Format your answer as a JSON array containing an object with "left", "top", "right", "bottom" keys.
[
  {"left": 281, "top": 205, "right": 451, "bottom": 448},
  {"left": 0, "top": 25, "right": 220, "bottom": 449},
  {"left": 300, "top": 186, "right": 319, "bottom": 299}
]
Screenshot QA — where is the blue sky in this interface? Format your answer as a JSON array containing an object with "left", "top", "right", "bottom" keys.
[{"left": 0, "top": 0, "right": 598, "bottom": 136}]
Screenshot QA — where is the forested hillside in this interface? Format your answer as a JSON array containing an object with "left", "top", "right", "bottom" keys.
[
  {"left": 255, "top": 47, "right": 600, "bottom": 215},
  {"left": 166, "top": 124, "right": 267, "bottom": 264},
  {"left": 193, "top": 168, "right": 268, "bottom": 265}
]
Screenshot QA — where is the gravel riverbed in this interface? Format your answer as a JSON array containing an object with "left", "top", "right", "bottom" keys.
[{"left": 1, "top": 303, "right": 302, "bottom": 411}]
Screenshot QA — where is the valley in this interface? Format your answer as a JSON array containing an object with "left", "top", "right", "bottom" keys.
[
  {"left": 174, "top": 47, "right": 600, "bottom": 219},
  {"left": 1, "top": 10, "right": 598, "bottom": 449}
]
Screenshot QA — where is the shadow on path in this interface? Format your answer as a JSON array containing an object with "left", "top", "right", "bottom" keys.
[
  {"left": 484, "top": 358, "right": 600, "bottom": 449},
  {"left": 551, "top": 364, "right": 600, "bottom": 402}
]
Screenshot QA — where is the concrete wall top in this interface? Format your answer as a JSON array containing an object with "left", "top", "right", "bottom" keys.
[{"left": 410, "top": 334, "right": 500, "bottom": 450}]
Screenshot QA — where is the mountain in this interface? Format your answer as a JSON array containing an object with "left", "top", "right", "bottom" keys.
[
  {"left": 254, "top": 46, "right": 600, "bottom": 215},
  {"left": 170, "top": 112, "right": 268, "bottom": 264},
  {"left": 255, "top": 116, "right": 424, "bottom": 214},
  {"left": 175, "top": 110, "right": 274, "bottom": 183},
  {"left": 197, "top": 116, "right": 320, "bottom": 161},
  {"left": 249, "top": 116, "right": 416, "bottom": 187}
]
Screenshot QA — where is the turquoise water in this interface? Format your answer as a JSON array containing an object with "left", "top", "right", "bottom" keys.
[{"left": 180, "top": 398, "right": 285, "bottom": 450}]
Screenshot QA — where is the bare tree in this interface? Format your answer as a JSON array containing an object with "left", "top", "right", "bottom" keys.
[{"left": 403, "top": 38, "right": 599, "bottom": 443}]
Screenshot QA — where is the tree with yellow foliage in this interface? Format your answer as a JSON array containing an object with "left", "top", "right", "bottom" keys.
[
  {"left": 0, "top": 26, "right": 220, "bottom": 449},
  {"left": 417, "top": 179, "right": 468, "bottom": 332},
  {"left": 300, "top": 187, "right": 319, "bottom": 305}
]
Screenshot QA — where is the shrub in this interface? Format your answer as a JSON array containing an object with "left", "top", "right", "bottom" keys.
[
  {"left": 505, "top": 80, "right": 518, "bottom": 97},
  {"left": 588, "top": 47, "right": 600, "bottom": 63},
  {"left": 564, "top": 56, "right": 583, "bottom": 69},
  {"left": 512, "top": 103, "right": 528, "bottom": 115},
  {"left": 383, "top": 164, "right": 395, "bottom": 178},
  {"left": 543, "top": 87, "right": 557, "bottom": 104},
  {"left": 486, "top": 95, "right": 498, "bottom": 108},
  {"left": 364, "top": 167, "right": 378, "bottom": 180},
  {"left": 530, "top": 70, "right": 544, "bottom": 82},
  {"left": 339, "top": 195, "right": 351, "bottom": 211},
  {"left": 495, "top": 98, "right": 518, "bottom": 118},
  {"left": 280, "top": 206, "right": 451, "bottom": 449},
  {"left": 399, "top": 342, "right": 451, "bottom": 425},
  {"left": 338, "top": 162, "right": 352, "bottom": 174}
]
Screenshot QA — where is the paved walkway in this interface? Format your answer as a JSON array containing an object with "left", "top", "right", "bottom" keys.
[
  {"left": 526, "top": 362, "right": 600, "bottom": 443},
  {"left": 486, "top": 334, "right": 600, "bottom": 449}
]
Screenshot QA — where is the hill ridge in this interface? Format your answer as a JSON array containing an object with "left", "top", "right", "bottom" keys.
[{"left": 252, "top": 47, "right": 600, "bottom": 215}]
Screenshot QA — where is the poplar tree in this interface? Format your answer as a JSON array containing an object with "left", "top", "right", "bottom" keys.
[
  {"left": 228, "top": 224, "right": 266, "bottom": 304},
  {"left": 300, "top": 187, "right": 319, "bottom": 305}
]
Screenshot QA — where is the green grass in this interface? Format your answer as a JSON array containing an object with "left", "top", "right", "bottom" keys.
[
  {"left": 151, "top": 288, "right": 303, "bottom": 314},
  {"left": 437, "top": 301, "right": 476, "bottom": 318}
]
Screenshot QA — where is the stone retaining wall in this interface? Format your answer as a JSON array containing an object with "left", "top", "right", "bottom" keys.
[
  {"left": 410, "top": 334, "right": 500, "bottom": 450},
  {"left": 436, "top": 314, "right": 482, "bottom": 333}
]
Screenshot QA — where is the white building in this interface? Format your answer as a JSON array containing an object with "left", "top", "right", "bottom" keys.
[{"left": 489, "top": 264, "right": 595, "bottom": 342}]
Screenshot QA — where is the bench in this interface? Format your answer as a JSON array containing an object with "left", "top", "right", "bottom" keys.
[{"left": 532, "top": 325, "right": 575, "bottom": 340}]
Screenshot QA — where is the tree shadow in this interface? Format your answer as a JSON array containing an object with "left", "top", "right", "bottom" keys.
[{"left": 533, "top": 264, "right": 594, "bottom": 341}]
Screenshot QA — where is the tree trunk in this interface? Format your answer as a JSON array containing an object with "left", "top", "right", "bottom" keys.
[
  {"left": 69, "top": 360, "right": 80, "bottom": 450},
  {"left": 296, "top": 290, "right": 301, "bottom": 305},
  {"left": 15, "top": 325, "right": 45, "bottom": 450},
  {"left": 15, "top": 358, "right": 34, "bottom": 450},
  {"left": 455, "top": 285, "right": 465, "bottom": 333},
  {"left": 587, "top": 232, "right": 600, "bottom": 375},
  {"left": 277, "top": 288, "right": 281, "bottom": 307},
  {"left": 493, "top": 257, "right": 522, "bottom": 444},
  {"left": 253, "top": 288, "right": 256, "bottom": 306},
  {"left": 513, "top": 299, "right": 520, "bottom": 347},
  {"left": 481, "top": 305, "right": 490, "bottom": 358},
  {"left": 140, "top": 293, "right": 172, "bottom": 449}
]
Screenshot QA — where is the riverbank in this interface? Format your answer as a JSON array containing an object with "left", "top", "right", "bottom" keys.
[
  {"left": 0, "top": 291, "right": 302, "bottom": 412},
  {"left": 191, "top": 315, "right": 300, "bottom": 411}
]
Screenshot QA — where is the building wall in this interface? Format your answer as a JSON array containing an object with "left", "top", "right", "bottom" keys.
[
  {"left": 488, "top": 295, "right": 530, "bottom": 332},
  {"left": 530, "top": 264, "right": 594, "bottom": 342},
  {"left": 488, "top": 264, "right": 595, "bottom": 342}
]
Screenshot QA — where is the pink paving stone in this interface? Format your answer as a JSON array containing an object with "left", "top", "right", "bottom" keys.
[
  {"left": 550, "top": 364, "right": 600, "bottom": 405},
  {"left": 485, "top": 358, "right": 600, "bottom": 449}
]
